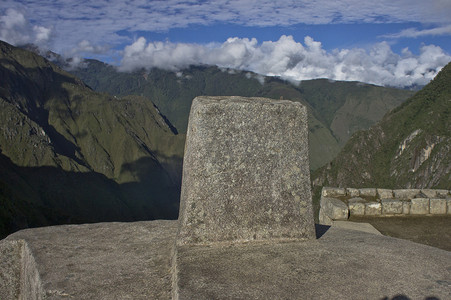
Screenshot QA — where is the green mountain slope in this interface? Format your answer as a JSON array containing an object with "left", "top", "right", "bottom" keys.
[
  {"left": 70, "top": 60, "right": 413, "bottom": 169},
  {"left": 0, "top": 41, "right": 184, "bottom": 238},
  {"left": 313, "top": 62, "right": 451, "bottom": 189},
  {"left": 297, "top": 79, "right": 414, "bottom": 146}
]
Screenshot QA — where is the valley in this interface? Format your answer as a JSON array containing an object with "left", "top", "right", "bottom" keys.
[{"left": 1, "top": 39, "right": 447, "bottom": 239}]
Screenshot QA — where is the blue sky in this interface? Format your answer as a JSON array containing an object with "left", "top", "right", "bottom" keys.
[{"left": 1, "top": 0, "right": 451, "bottom": 87}]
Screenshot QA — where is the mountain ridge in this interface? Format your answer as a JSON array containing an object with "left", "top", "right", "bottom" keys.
[
  {"left": 0, "top": 40, "right": 184, "bottom": 238},
  {"left": 313, "top": 61, "right": 451, "bottom": 190},
  {"left": 69, "top": 58, "right": 413, "bottom": 169},
  {"left": 19, "top": 45, "right": 413, "bottom": 170}
]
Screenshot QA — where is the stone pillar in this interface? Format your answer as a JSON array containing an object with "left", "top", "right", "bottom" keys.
[{"left": 177, "top": 96, "right": 315, "bottom": 245}]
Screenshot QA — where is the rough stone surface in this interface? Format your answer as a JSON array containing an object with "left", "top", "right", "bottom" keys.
[
  {"left": 436, "top": 189, "right": 450, "bottom": 197},
  {"left": 421, "top": 189, "right": 439, "bottom": 198},
  {"left": 346, "top": 188, "right": 360, "bottom": 197},
  {"left": 348, "top": 197, "right": 365, "bottom": 204},
  {"left": 318, "top": 212, "right": 333, "bottom": 226},
  {"left": 365, "top": 202, "right": 382, "bottom": 215},
  {"left": 322, "top": 187, "right": 451, "bottom": 217},
  {"left": 2, "top": 221, "right": 451, "bottom": 299},
  {"left": 0, "top": 240, "right": 22, "bottom": 300},
  {"left": 331, "top": 221, "right": 382, "bottom": 235},
  {"left": 348, "top": 197, "right": 365, "bottom": 216},
  {"left": 174, "top": 227, "right": 451, "bottom": 300},
  {"left": 21, "top": 240, "right": 44, "bottom": 300},
  {"left": 430, "top": 198, "right": 447, "bottom": 215},
  {"left": 381, "top": 199, "right": 403, "bottom": 215},
  {"left": 410, "top": 198, "right": 430, "bottom": 215},
  {"left": 177, "top": 96, "right": 315, "bottom": 245},
  {"left": 0, "top": 238, "right": 43, "bottom": 300},
  {"left": 322, "top": 187, "right": 346, "bottom": 197},
  {"left": 1, "top": 221, "right": 177, "bottom": 300},
  {"left": 320, "top": 197, "right": 349, "bottom": 221},
  {"left": 448, "top": 198, "right": 451, "bottom": 215},
  {"left": 349, "top": 203, "right": 365, "bottom": 216},
  {"left": 359, "top": 188, "right": 377, "bottom": 197},
  {"left": 377, "top": 188, "right": 393, "bottom": 199},
  {"left": 402, "top": 201, "right": 411, "bottom": 215},
  {"left": 393, "top": 189, "right": 421, "bottom": 200}
]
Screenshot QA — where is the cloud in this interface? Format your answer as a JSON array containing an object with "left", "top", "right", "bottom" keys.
[
  {"left": 62, "top": 40, "right": 110, "bottom": 65},
  {"left": 2, "top": 0, "right": 451, "bottom": 56},
  {"left": 0, "top": 8, "right": 52, "bottom": 47},
  {"left": 120, "top": 35, "right": 451, "bottom": 88},
  {"left": 2, "top": 1, "right": 450, "bottom": 88},
  {"left": 382, "top": 25, "right": 451, "bottom": 39}
]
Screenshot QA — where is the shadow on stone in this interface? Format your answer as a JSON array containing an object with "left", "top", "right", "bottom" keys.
[{"left": 314, "top": 223, "right": 330, "bottom": 239}]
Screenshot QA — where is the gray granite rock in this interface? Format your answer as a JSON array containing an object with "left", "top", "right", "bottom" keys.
[
  {"left": 359, "top": 188, "right": 377, "bottom": 197},
  {"left": 177, "top": 96, "right": 315, "bottom": 245},
  {"left": 331, "top": 221, "right": 382, "bottom": 235},
  {"left": 365, "top": 202, "right": 382, "bottom": 215},
  {"left": 436, "top": 189, "right": 450, "bottom": 198},
  {"left": 320, "top": 197, "right": 349, "bottom": 222},
  {"left": 377, "top": 188, "right": 393, "bottom": 199},
  {"left": 393, "top": 189, "right": 421, "bottom": 200},
  {"left": 348, "top": 197, "right": 365, "bottom": 204},
  {"left": 402, "top": 201, "right": 411, "bottom": 215},
  {"left": 346, "top": 188, "right": 360, "bottom": 197},
  {"left": 322, "top": 187, "right": 346, "bottom": 197},
  {"left": 1, "top": 221, "right": 177, "bottom": 300},
  {"left": 318, "top": 211, "right": 333, "bottom": 226},
  {"left": 348, "top": 197, "right": 365, "bottom": 216},
  {"left": 2, "top": 219, "right": 451, "bottom": 299},
  {"left": 430, "top": 198, "right": 447, "bottom": 215},
  {"left": 0, "top": 240, "right": 22, "bottom": 300},
  {"left": 421, "top": 189, "right": 439, "bottom": 198},
  {"left": 349, "top": 203, "right": 365, "bottom": 216},
  {"left": 410, "top": 198, "right": 430, "bottom": 215},
  {"left": 174, "top": 227, "right": 451, "bottom": 300},
  {"left": 381, "top": 199, "right": 403, "bottom": 215}
]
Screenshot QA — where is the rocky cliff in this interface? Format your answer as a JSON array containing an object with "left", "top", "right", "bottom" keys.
[
  {"left": 0, "top": 40, "right": 185, "bottom": 238},
  {"left": 313, "top": 62, "right": 451, "bottom": 189}
]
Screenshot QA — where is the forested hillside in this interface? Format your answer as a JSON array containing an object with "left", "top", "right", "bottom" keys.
[
  {"left": 313, "top": 62, "right": 451, "bottom": 190},
  {"left": 70, "top": 60, "right": 413, "bottom": 169},
  {"left": 0, "top": 41, "right": 184, "bottom": 238}
]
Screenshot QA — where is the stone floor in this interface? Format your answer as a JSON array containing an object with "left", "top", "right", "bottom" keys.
[{"left": 1, "top": 220, "right": 450, "bottom": 299}]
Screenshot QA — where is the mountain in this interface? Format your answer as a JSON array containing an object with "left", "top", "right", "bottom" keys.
[
  {"left": 0, "top": 40, "right": 185, "bottom": 238},
  {"left": 313, "top": 61, "right": 451, "bottom": 190},
  {"left": 69, "top": 60, "right": 413, "bottom": 170}
]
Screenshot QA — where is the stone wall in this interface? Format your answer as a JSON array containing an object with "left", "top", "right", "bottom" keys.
[{"left": 319, "top": 187, "right": 451, "bottom": 225}]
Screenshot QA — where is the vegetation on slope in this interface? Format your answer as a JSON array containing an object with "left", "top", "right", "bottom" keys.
[
  {"left": 70, "top": 60, "right": 413, "bottom": 170},
  {"left": 313, "top": 62, "right": 451, "bottom": 190},
  {"left": 0, "top": 41, "right": 184, "bottom": 238}
]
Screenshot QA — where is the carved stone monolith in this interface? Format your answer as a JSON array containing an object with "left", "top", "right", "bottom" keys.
[{"left": 177, "top": 96, "right": 315, "bottom": 245}]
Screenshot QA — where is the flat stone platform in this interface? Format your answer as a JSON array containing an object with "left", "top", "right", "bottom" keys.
[
  {"left": 1, "top": 221, "right": 450, "bottom": 299},
  {"left": 1, "top": 221, "right": 177, "bottom": 300}
]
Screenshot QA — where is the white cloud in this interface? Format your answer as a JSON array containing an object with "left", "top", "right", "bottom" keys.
[
  {"left": 1, "top": 1, "right": 450, "bottom": 88},
  {"left": 120, "top": 35, "right": 451, "bottom": 88},
  {"left": 382, "top": 25, "right": 451, "bottom": 39},
  {"left": 0, "top": 8, "right": 52, "bottom": 47},
  {"left": 2, "top": 1, "right": 451, "bottom": 55},
  {"left": 62, "top": 40, "right": 111, "bottom": 66}
]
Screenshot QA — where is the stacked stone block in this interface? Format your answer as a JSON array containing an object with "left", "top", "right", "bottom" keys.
[{"left": 319, "top": 187, "right": 451, "bottom": 224}]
